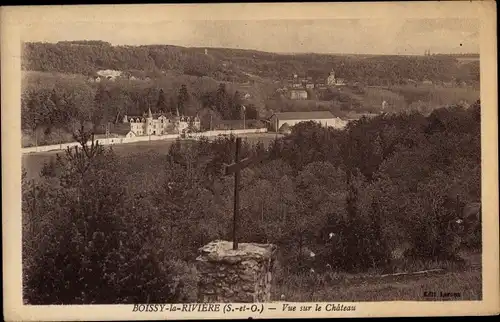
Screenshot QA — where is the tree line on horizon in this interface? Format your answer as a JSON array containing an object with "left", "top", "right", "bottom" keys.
[{"left": 22, "top": 42, "right": 480, "bottom": 86}]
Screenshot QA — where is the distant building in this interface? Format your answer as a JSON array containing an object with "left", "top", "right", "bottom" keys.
[
  {"left": 422, "top": 79, "right": 433, "bottom": 86},
  {"left": 123, "top": 108, "right": 200, "bottom": 136},
  {"left": 327, "top": 70, "right": 337, "bottom": 86},
  {"left": 288, "top": 89, "right": 308, "bottom": 100},
  {"left": 305, "top": 83, "right": 315, "bottom": 89},
  {"left": 88, "top": 76, "right": 102, "bottom": 83},
  {"left": 315, "top": 78, "right": 327, "bottom": 89},
  {"left": 96, "top": 69, "right": 123, "bottom": 81},
  {"left": 108, "top": 123, "right": 134, "bottom": 138},
  {"left": 406, "top": 78, "right": 418, "bottom": 85},
  {"left": 335, "top": 78, "right": 346, "bottom": 86},
  {"left": 268, "top": 111, "right": 347, "bottom": 132},
  {"left": 326, "top": 70, "right": 346, "bottom": 86}
]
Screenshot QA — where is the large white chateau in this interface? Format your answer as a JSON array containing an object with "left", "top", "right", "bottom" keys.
[{"left": 122, "top": 108, "right": 201, "bottom": 137}]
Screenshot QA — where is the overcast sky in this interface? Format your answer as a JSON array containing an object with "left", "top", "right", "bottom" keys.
[{"left": 23, "top": 18, "right": 479, "bottom": 55}]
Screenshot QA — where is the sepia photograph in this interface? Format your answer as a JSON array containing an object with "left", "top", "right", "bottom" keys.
[{"left": 2, "top": 2, "right": 499, "bottom": 320}]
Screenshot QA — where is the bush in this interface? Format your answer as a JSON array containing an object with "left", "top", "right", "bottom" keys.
[{"left": 322, "top": 178, "right": 391, "bottom": 272}]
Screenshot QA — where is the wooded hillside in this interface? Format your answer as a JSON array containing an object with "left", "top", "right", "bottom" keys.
[{"left": 23, "top": 42, "right": 480, "bottom": 85}]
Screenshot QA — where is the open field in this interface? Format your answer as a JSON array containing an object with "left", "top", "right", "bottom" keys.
[
  {"left": 22, "top": 133, "right": 282, "bottom": 181},
  {"left": 273, "top": 252, "right": 482, "bottom": 302}
]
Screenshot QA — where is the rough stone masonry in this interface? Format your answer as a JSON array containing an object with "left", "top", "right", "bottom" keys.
[{"left": 196, "top": 240, "right": 277, "bottom": 303}]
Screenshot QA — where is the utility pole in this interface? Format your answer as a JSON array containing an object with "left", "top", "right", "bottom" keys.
[
  {"left": 275, "top": 117, "right": 279, "bottom": 139},
  {"left": 242, "top": 105, "right": 246, "bottom": 130},
  {"left": 105, "top": 122, "right": 110, "bottom": 141}
]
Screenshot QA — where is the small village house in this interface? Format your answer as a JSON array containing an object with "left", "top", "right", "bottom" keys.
[
  {"left": 335, "top": 78, "right": 346, "bottom": 86},
  {"left": 96, "top": 69, "right": 123, "bottom": 81},
  {"left": 288, "top": 89, "right": 308, "bottom": 100},
  {"left": 108, "top": 123, "right": 136, "bottom": 139},
  {"left": 315, "top": 78, "right": 327, "bottom": 89}
]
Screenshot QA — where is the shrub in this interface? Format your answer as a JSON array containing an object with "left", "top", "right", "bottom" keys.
[
  {"left": 23, "top": 131, "right": 189, "bottom": 304},
  {"left": 406, "top": 191, "right": 464, "bottom": 261}
]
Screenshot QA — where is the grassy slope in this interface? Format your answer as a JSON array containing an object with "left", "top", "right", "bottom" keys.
[
  {"left": 273, "top": 251, "right": 481, "bottom": 302},
  {"left": 22, "top": 133, "right": 280, "bottom": 181}
]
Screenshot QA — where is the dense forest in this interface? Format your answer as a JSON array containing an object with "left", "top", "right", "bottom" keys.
[
  {"left": 23, "top": 42, "right": 480, "bottom": 85},
  {"left": 23, "top": 102, "right": 481, "bottom": 304}
]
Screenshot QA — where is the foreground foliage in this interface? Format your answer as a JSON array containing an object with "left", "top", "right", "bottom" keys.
[{"left": 23, "top": 103, "right": 481, "bottom": 303}]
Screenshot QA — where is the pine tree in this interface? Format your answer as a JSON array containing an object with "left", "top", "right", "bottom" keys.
[
  {"left": 215, "top": 83, "right": 229, "bottom": 118},
  {"left": 156, "top": 89, "right": 168, "bottom": 114},
  {"left": 168, "top": 97, "right": 177, "bottom": 116},
  {"left": 231, "top": 91, "right": 243, "bottom": 120},
  {"left": 92, "top": 86, "right": 111, "bottom": 130},
  {"left": 177, "top": 85, "right": 189, "bottom": 116}
]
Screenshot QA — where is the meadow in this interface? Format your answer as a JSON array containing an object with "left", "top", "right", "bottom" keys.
[{"left": 22, "top": 133, "right": 280, "bottom": 181}]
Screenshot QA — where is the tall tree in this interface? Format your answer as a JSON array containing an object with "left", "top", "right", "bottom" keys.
[
  {"left": 214, "top": 83, "right": 229, "bottom": 118},
  {"left": 156, "top": 89, "right": 168, "bottom": 114},
  {"left": 230, "top": 91, "right": 243, "bottom": 120},
  {"left": 177, "top": 85, "right": 190, "bottom": 116},
  {"left": 245, "top": 104, "right": 259, "bottom": 120},
  {"left": 92, "top": 86, "right": 112, "bottom": 130},
  {"left": 169, "top": 96, "right": 178, "bottom": 116}
]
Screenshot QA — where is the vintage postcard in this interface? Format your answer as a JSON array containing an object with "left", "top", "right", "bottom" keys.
[{"left": 2, "top": 2, "right": 499, "bottom": 320}]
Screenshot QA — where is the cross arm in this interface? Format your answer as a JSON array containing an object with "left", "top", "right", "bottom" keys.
[{"left": 224, "top": 153, "right": 270, "bottom": 176}]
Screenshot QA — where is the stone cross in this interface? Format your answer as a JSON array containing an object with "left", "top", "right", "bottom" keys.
[{"left": 224, "top": 137, "right": 270, "bottom": 250}]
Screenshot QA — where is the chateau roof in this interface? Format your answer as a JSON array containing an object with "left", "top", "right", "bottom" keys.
[{"left": 272, "top": 111, "right": 336, "bottom": 121}]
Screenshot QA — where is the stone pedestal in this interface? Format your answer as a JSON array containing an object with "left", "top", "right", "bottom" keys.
[{"left": 196, "top": 240, "right": 277, "bottom": 303}]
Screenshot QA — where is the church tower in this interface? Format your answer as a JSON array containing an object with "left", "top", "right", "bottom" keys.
[{"left": 327, "top": 69, "right": 336, "bottom": 86}]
